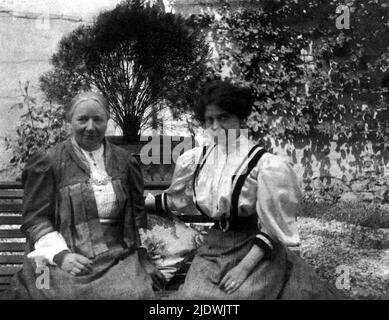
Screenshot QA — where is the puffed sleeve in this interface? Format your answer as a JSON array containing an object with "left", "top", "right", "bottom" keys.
[
  {"left": 255, "top": 153, "right": 301, "bottom": 257},
  {"left": 128, "top": 155, "right": 147, "bottom": 229},
  {"left": 155, "top": 147, "right": 202, "bottom": 215},
  {"left": 21, "top": 151, "right": 57, "bottom": 245}
]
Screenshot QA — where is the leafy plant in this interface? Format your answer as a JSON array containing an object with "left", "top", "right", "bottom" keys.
[
  {"left": 190, "top": 0, "right": 389, "bottom": 183},
  {"left": 5, "top": 82, "right": 69, "bottom": 168}
]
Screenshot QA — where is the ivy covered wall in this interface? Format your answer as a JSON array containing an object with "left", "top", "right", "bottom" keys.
[{"left": 1, "top": 0, "right": 388, "bottom": 208}]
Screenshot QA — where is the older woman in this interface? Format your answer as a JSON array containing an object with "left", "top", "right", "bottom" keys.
[
  {"left": 2, "top": 91, "right": 163, "bottom": 299},
  {"left": 146, "top": 80, "right": 343, "bottom": 299}
]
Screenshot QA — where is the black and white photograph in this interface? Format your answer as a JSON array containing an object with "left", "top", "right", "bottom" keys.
[{"left": 0, "top": 0, "right": 388, "bottom": 307}]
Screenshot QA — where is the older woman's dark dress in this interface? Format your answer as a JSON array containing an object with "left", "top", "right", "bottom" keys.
[{"left": 2, "top": 138, "right": 155, "bottom": 299}]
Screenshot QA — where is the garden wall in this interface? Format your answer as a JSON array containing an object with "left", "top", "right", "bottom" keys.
[
  {"left": 0, "top": 9, "right": 84, "bottom": 179},
  {"left": 0, "top": 1, "right": 388, "bottom": 206}
]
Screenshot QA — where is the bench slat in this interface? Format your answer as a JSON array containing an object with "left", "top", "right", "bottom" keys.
[
  {"left": 0, "top": 182, "right": 22, "bottom": 189},
  {"left": 0, "top": 215, "right": 214, "bottom": 225},
  {"left": 0, "top": 182, "right": 170, "bottom": 190},
  {"left": 0, "top": 215, "right": 23, "bottom": 225},
  {"left": 0, "top": 243, "right": 26, "bottom": 252},
  {"left": 0, "top": 203, "right": 22, "bottom": 213},
  {"left": 0, "top": 284, "right": 11, "bottom": 291},
  {"left": 0, "top": 229, "right": 24, "bottom": 238},
  {"left": 0, "top": 266, "right": 22, "bottom": 276},
  {"left": 0, "top": 181, "right": 170, "bottom": 189},
  {"left": 0, "top": 276, "right": 13, "bottom": 284},
  {"left": 0, "top": 190, "right": 23, "bottom": 199},
  {"left": 0, "top": 215, "right": 213, "bottom": 224},
  {"left": 0, "top": 214, "right": 213, "bottom": 224},
  {"left": 0, "top": 255, "right": 24, "bottom": 264}
]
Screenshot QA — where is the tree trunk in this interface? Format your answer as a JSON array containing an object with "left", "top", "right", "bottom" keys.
[{"left": 121, "top": 115, "right": 141, "bottom": 143}]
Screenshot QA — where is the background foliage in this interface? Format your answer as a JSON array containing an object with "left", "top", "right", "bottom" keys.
[
  {"left": 40, "top": 0, "right": 210, "bottom": 142},
  {"left": 5, "top": 82, "right": 69, "bottom": 167},
  {"left": 189, "top": 0, "right": 389, "bottom": 196},
  {"left": 6, "top": 1, "right": 389, "bottom": 202}
]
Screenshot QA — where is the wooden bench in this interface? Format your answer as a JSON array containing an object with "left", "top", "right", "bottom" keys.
[
  {"left": 0, "top": 180, "right": 213, "bottom": 298},
  {"left": 0, "top": 181, "right": 300, "bottom": 299}
]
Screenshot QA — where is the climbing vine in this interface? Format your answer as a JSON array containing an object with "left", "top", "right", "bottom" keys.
[{"left": 189, "top": 0, "right": 389, "bottom": 198}]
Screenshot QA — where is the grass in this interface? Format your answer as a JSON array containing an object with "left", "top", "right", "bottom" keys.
[
  {"left": 300, "top": 201, "right": 389, "bottom": 229},
  {"left": 298, "top": 216, "right": 389, "bottom": 300}
]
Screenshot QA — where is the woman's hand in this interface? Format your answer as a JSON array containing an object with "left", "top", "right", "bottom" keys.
[
  {"left": 60, "top": 253, "right": 93, "bottom": 276},
  {"left": 219, "top": 245, "right": 266, "bottom": 294},
  {"left": 219, "top": 263, "right": 250, "bottom": 294}
]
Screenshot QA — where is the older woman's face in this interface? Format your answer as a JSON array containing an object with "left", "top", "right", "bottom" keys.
[{"left": 70, "top": 100, "right": 108, "bottom": 151}]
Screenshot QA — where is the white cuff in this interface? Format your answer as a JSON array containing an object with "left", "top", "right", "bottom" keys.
[
  {"left": 145, "top": 193, "right": 156, "bottom": 211},
  {"left": 27, "top": 231, "right": 69, "bottom": 266}
]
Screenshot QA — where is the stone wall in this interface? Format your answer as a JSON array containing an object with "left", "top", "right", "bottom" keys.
[
  {"left": 268, "top": 136, "right": 389, "bottom": 204},
  {"left": 0, "top": 0, "right": 388, "bottom": 206},
  {"left": 0, "top": 10, "right": 87, "bottom": 179}
]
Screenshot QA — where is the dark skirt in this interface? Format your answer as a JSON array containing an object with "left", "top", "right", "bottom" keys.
[
  {"left": 178, "top": 225, "right": 344, "bottom": 300},
  {"left": 1, "top": 247, "right": 156, "bottom": 300}
]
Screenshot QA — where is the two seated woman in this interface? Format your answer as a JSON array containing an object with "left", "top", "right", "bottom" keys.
[{"left": 2, "top": 82, "right": 342, "bottom": 299}]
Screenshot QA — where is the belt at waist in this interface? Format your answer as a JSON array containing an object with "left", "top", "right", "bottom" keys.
[{"left": 211, "top": 214, "right": 258, "bottom": 231}]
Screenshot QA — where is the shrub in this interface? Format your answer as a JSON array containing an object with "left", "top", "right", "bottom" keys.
[
  {"left": 40, "top": 0, "right": 210, "bottom": 142},
  {"left": 5, "top": 82, "right": 69, "bottom": 169}
]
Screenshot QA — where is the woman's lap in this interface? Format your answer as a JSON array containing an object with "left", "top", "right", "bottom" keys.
[
  {"left": 178, "top": 228, "right": 343, "bottom": 300},
  {"left": 1, "top": 248, "right": 156, "bottom": 300}
]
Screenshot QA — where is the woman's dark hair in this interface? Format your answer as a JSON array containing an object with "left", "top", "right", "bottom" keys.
[{"left": 195, "top": 80, "right": 254, "bottom": 122}]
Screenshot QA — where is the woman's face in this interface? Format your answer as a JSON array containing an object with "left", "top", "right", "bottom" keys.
[
  {"left": 204, "top": 104, "right": 241, "bottom": 141},
  {"left": 70, "top": 100, "right": 108, "bottom": 151}
]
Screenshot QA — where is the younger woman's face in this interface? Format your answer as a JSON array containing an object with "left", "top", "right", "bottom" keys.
[{"left": 204, "top": 104, "right": 241, "bottom": 140}]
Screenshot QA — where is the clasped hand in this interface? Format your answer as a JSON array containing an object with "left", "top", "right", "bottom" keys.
[
  {"left": 60, "top": 253, "right": 93, "bottom": 276},
  {"left": 219, "top": 264, "right": 250, "bottom": 294}
]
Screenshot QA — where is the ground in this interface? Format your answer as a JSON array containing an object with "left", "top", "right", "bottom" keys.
[{"left": 298, "top": 217, "right": 389, "bottom": 300}]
